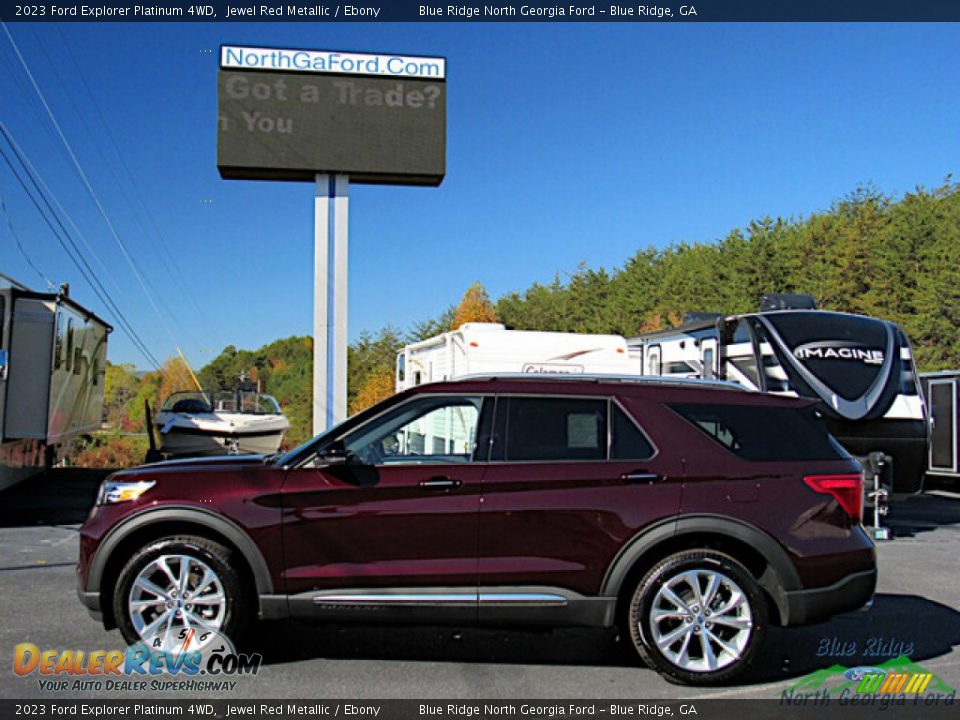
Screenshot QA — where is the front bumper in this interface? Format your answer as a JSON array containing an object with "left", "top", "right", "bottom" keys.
[
  {"left": 782, "top": 567, "right": 877, "bottom": 625},
  {"left": 76, "top": 574, "right": 102, "bottom": 622}
]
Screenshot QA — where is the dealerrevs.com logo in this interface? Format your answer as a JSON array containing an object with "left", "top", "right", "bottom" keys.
[{"left": 13, "top": 629, "right": 262, "bottom": 692}]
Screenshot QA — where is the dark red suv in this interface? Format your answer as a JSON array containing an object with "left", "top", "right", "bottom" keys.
[{"left": 78, "top": 376, "right": 876, "bottom": 685}]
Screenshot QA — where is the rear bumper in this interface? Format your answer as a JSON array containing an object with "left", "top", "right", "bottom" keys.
[{"left": 782, "top": 567, "right": 877, "bottom": 625}]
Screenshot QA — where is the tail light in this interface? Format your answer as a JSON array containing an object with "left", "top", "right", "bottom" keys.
[{"left": 804, "top": 473, "right": 863, "bottom": 522}]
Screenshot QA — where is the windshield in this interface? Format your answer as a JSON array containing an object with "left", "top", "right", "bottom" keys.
[
  {"left": 212, "top": 391, "right": 282, "bottom": 415},
  {"left": 161, "top": 392, "right": 212, "bottom": 414}
]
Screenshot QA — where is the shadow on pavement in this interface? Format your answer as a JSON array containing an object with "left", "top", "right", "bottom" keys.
[
  {"left": 0, "top": 468, "right": 110, "bottom": 527},
  {"left": 885, "top": 491, "right": 960, "bottom": 538},
  {"left": 244, "top": 592, "right": 960, "bottom": 686},
  {"left": 246, "top": 620, "right": 632, "bottom": 668},
  {"left": 740, "top": 592, "right": 960, "bottom": 684}
]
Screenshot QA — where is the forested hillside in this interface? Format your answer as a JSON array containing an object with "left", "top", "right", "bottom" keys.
[{"left": 86, "top": 180, "right": 960, "bottom": 465}]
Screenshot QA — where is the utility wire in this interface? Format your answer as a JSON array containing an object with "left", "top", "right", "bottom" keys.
[
  {"left": 1, "top": 21, "right": 192, "bottom": 367},
  {"left": 33, "top": 29, "right": 200, "bottom": 344},
  {"left": 0, "top": 131, "right": 169, "bottom": 378},
  {"left": 0, "top": 186, "right": 54, "bottom": 289},
  {"left": 0, "top": 121, "right": 169, "bottom": 371},
  {"left": 55, "top": 26, "right": 216, "bottom": 339},
  {"left": 2, "top": 122, "right": 140, "bottom": 320}
]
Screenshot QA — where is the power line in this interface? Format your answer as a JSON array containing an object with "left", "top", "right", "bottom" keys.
[
  {"left": 1, "top": 21, "right": 191, "bottom": 366},
  {"left": 2, "top": 121, "right": 140, "bottom": 317},
  {"left": 54, "top": 27, "right": 217, "bottom": 339},
  {"left": 0, "top": 136, "right": 166, "bottom": 376},
  {"left": 0, "top": 122, "right": 170, "bottom": 375},
  {"left": 0, "top": 128, "right": 169, "bottom": 377},
  {"left": 33, "top": 28, "right": 206, "bottom": 346},
  {"left": 0, "top": 186, "right": 54, "bottom": 289}
]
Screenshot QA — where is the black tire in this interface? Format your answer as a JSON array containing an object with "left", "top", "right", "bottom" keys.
[
  {"left": 112, "top": 535, "right": 251, "bottom": 648},
  {"left": 626, "top": 549, "right": 767, "bottom": 686}
]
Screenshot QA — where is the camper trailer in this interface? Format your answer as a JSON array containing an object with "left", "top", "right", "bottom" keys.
[
  {"left": 628, "top": 294, "right": 926, "bottom": 494},
  {"left": 0, "top": 275, "right": 110, "bottom": 491},
  {"left": 396, "top": 323, "right": 636, "bottom": 392},
  {"left": 920, "top": 371, "right": 959, "bottom": 480}
]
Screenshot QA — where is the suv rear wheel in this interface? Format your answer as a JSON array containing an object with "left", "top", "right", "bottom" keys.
[
  {"left": 113, "top": 535, "right": 250, "bottom": 650},
  {"left": 627, "top": 549, "right": 767, "bottom": 685}
]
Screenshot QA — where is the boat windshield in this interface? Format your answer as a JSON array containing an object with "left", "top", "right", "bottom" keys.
[
  {"left": 162, "top": 391, "right": 283, "bottom": 415},
  {"left": 161, "top": 392, "right": 213, "bottom": 414},
  {"left": 211, "top": 391, "right": 283, "bottom": 415}
]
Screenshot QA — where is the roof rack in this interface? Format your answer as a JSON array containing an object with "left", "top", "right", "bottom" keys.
[{"left": 449, "top": 373, "right": 749, "bottom": 391}]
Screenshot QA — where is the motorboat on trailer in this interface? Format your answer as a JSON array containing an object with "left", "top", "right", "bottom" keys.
[{"left": 153, "top": 390, "right": 290, "bottom": 458}]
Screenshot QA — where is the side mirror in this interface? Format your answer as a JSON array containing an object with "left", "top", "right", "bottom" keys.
[{"left": 317, "top": 439, "right": 349, "bottom": 465}]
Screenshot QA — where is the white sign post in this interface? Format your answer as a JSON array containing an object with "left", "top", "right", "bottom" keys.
[
  {"left": 218, "top": 46, "right": 446, "bottom": 437},
  {"left": 313, "top": 174, "right": 349, "bottom": 434}
]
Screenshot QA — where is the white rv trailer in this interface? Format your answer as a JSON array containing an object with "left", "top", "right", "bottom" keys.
[
  {"left": 919, "top": 371, "right": 959, "bottom": 480},
  {"left": 395, "top": 323, "right": 636, "bottom": 392},
  {"left": 0, "top": 275, "right": 111, "bottom": 491},
  {"left": 394, "top": 323, "right": 638, "bottom": 460},
  {"left": 628, "top": 294, "right": 927, "bottom": 494}
]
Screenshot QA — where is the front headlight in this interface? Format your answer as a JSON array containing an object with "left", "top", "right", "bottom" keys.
[{"left": 96, "top": 480, "right": 156, "bottom": 505}]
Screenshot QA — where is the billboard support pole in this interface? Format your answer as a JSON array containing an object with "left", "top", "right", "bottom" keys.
[{"left": 313, "top": 173, "right": 349, "bottom": 436}]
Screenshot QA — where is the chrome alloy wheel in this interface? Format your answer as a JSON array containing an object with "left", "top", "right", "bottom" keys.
[
  {"left": 128, "top": 554, "right": 226, "bottom": 651},
  {"left": 647, "top": 569, "right": 753, "bottom": 673}
]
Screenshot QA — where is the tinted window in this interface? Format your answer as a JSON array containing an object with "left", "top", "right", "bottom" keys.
[
  {"left": 504, "top": 397, "right": 607, "bottom": 461},
  {"left": 611, "top": 404, "right": 655, "bottom": 460},
  {"left": 669, "top": 402, "right": 848, "bottom": 461}
]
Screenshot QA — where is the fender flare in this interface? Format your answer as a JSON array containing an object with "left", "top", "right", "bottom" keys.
[
  {"left": 85, "top": 506, "right": 274, "bottom": 596},
  {"left": 600, "top": 514, "right": 801, "bottom": 622}
]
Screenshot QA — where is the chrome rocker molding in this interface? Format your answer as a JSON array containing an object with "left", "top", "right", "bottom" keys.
[
  {"left": 313, "top": 591, "right": 569, "bottom": 606},
  {"left": 265, "top": 586, "right": 616, "bottom": 627}
]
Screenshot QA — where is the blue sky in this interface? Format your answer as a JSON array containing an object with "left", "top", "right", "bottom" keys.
[{"left": 1, "top": 22, "right": 957, "bottom": 369}]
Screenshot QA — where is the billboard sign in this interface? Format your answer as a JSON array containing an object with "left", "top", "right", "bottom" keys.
[{"left": 217, "top": 45, "right": 447, "bottom": 185}]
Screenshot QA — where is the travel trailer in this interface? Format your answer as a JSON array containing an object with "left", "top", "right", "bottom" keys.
[
  {"left": 0, "top": 274, "right": 110, "bottom": 491},
  {"left": 919, "top": 371, "right": 959, "bottom": 481},
  {"left": 628, "top": 294, "right": 926, "bottom": 494},
  {"left": 395, "top": 323, "right": 636, "bottom": 392}
]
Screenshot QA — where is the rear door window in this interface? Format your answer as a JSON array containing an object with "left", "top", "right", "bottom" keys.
[
  {"left": 669, "top": 402, "right": 848, "bottom": 461},
  {"left": 498, "top": 397, "right": 608, "bottom": 461}
]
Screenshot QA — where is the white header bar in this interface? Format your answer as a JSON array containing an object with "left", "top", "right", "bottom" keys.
[{"left": 221, "top": 46, "right": 446, "bottom": 80}]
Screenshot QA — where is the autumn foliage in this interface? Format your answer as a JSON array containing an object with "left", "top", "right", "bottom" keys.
[
  {"left": 451, "top": 282, "right": 497, "bottom": 329},
  {"left": 349, "top": 365, "right": 395, "bottom": 414}
]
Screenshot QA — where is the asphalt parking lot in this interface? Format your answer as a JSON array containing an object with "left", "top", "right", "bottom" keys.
[{"left": 1, "top": 470, "right": 959, "bottom": 700}]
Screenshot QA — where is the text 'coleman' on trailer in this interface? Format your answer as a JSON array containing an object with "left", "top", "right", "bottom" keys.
[
  {"left": 0, "top": 274, "right": 111, "bottom": 491},
  {"left": 395, "top": 323, "right": 636, "bottom": 392},
  {"left": 627, "top": 294, "right": 926, "bottom": 495}
]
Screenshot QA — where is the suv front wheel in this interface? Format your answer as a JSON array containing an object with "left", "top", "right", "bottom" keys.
[
  {"left": 627, "top": 550, "right": 767, "bottom": 685},
  {"left": 112, "top": 535, "right": 250, "bottom": 650}
]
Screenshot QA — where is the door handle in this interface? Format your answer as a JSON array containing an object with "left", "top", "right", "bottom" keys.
[
  {"left": 621, "top": 471, "right": 661, "bottom": 484},
  {"left": 419, "top": 476, "right": 462, "bottom": 489}
]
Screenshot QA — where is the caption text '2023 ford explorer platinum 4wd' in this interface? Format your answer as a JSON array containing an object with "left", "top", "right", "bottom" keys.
[{"left": 77, "top": 375, "right": 876, "bottom": 685}]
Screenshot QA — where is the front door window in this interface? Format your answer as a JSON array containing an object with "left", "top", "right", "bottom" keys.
[{"left": 344, "top": 396, "right": 483, "bottom": 465}]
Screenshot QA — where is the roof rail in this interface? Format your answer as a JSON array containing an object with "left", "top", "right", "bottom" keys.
[{"left": 448, "top": 372, "right": 749, "bottom": 391}]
